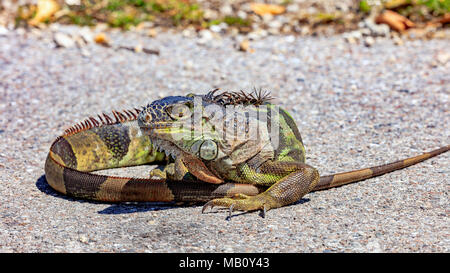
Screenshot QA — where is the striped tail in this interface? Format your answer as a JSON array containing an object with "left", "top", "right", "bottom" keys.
[
  {"left": 313, "top": 145, "right": 449, "bottom": 191},
  {"left": 45, "top": 152, "right": 262, "bottom": 202}
]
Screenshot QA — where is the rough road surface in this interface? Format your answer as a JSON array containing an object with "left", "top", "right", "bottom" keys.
[{"left": 0, "top": 27, "right": 448, "bottom": 252}]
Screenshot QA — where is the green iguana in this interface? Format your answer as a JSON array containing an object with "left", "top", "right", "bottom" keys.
[{"left": 45, "top": 90, "right": 449, "bottom": 218}]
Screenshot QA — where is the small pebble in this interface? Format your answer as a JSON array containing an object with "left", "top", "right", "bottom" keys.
[
  {"left": 0, "top": 26, "right": 8, "bottom": 36},
  {"left": 54, "top": 32, "right": 75, "bottom": 48},
  {"left": 79, "top": 235, "right": 89, "bottom": 244},
  {"left": 364, "top": 36, "right": 375, "bottom": 47}
]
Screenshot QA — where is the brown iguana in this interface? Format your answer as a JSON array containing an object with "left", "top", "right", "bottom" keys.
[{"left": 45, "top": 90, "right": 449, "bottom": 218}]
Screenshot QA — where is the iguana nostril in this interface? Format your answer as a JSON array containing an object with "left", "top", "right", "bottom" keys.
[{"left": 199, "top": 139, "right": 218, "bottom": 160}]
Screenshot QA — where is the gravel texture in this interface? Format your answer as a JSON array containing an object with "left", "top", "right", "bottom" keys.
[{"left": 0, "top": 26, "right": 449, "bottom": 252}]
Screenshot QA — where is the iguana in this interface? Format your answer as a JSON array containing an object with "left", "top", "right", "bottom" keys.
[{"left": 45, "top": 90, "right": 449, "bottom": 218}]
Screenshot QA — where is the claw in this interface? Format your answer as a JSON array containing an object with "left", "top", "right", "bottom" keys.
[
  {"left": 229, "top": 204, "right": 235, "bottom": 217},
  {"left": 201, "top": 195, "right": 274, "bottom": 218},
  {"left": 226, "top": 204, "right": 235, "bottom": 220},
  {"left": 261, "top": 204, "right": 268, "bottom": 218},
  {"left": 202, "top": 201, "right": 214, "bottom": 214}
]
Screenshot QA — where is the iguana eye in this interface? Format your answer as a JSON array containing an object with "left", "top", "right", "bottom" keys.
[
  {"left": 199, "top": 140, "right": 218, "bottom": 161},
  {"left": 167, "top": 104, "right": 191, "bottom": 120}
]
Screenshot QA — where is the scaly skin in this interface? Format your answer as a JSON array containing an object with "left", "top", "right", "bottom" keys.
[
  {"left": 45, "top": 90, "right": 449, "bottom": 218},
  {"left": 137, "top": 90, "right": 449, "bottom": 217},
  {"left": 45, "top": 109, "right": 262, "bottom": 202}
]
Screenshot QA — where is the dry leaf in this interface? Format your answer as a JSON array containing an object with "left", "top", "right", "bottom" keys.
[
  {"left": 94, "top": 33, "right": 110, "bottom": 46},
  {"left": 375, "top": 10, "right": 415, "bottom": 32},
  {"left": 384, "top": 0, "right": 408, "bottom": 9},
  {"left": 250, "top": 3, "right": 285, "bottom": 16},
  {"left": 28, "top": 0, "right": 60, "bottom": 26},
  {"left": 425, "top": 13, "right": 449, "bottom": 27},
  {"left": 438, "top": 13, "right": 450, "bottom": 24}
]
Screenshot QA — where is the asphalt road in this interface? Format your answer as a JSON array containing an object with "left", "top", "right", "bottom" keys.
[{"left": 0, "top": 27, "right": 448, "bottom": 252}]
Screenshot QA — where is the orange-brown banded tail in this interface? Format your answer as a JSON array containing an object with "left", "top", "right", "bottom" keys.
[
  {"left": 314, "top": 145, "right": 449, "bottom": 191},
  {"left": 45, "top": 151, "right": 264, "bottom": 202}
]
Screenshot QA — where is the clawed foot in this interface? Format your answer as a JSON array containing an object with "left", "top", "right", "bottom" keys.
[
  {"left": 202, "top": 193, "right": 277, "bottom": 219},
  {"left": 149, "top": 168, "right": 167, "bottom": 179}
]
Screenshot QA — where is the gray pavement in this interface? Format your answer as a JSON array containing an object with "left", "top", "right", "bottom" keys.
[{"left": 0, "top": 27, "right": 448, "bottom": 252}]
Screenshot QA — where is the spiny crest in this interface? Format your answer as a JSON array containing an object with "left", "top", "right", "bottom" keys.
[
  {"left": 63, "top": 108, "right": 142, "bottom": 136},
  {"left": 62, "top": 89, "right": 272, "bottom": 136},
  {"left": 203, "top": 88, "right": 272, "bottom": 106}
]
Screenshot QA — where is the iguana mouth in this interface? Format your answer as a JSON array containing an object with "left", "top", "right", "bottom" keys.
[
  {"left": 140, "top": 122, "right": 175, "bottom": 131},
  {"left": 140, "top": 121, "right": 194, "bottom": 136},
  {"left": 147, "top": 135, "right": 182, "bottom": 159}
]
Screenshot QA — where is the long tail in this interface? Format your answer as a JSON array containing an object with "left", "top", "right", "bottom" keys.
[{"left": 313, "top": 145, "right": 449, "bottom": 191}]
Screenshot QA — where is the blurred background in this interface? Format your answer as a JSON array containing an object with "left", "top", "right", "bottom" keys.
[{"left": 0, "top": 0, "right": 448, "bottom": 44}]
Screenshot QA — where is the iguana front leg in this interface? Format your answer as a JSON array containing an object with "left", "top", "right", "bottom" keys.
[
  {"left": 150, "top": 157, "right": 189, "bottom": 180},
  {"left": 202, "top": 161, "right": 319, "bottom": 217},
  {"left": 150, "top": 153, "right": 224, "bottom": 183}
]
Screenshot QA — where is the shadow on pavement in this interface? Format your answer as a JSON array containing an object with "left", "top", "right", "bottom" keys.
[
  {"left": 36, "top": 174, "right": 310, "bottom": 218},
  {"left": 35, "top": 174, "right": 181, "bottom": 214}
]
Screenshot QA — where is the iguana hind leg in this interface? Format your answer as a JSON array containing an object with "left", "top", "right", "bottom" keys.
[{"left": 202, "top": 162, "right": 319, "bottom": 217}]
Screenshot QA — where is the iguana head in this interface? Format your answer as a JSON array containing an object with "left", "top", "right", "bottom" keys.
[
  {"left": 137, "top": 95, "right": 195, "bottom": 158},
  {"left": 137, "top": 90, "right": 278, "bottom": 175}
]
